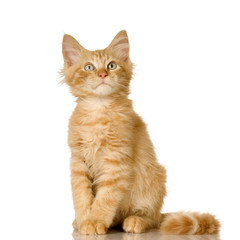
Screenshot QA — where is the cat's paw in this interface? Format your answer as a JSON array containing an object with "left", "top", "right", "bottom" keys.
[
  {"left": 80, "top": 220, "right": 108, "bottom": 235},
  {"left": 123, "top": 216, "right": 147, "bottom": 233}
]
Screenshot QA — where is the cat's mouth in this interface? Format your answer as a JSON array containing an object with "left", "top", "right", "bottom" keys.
[{"left": 94, "top": 80, "right": 112, "bottom": 89}]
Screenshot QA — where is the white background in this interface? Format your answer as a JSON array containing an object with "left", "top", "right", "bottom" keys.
[{"left": 0, "top": 1, "right": 239, "bottom": 240}]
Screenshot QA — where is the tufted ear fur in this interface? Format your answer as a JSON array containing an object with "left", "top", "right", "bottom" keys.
[
  {"left": 62, "top": 34, "right": 84, "bottom": 67},
  {"left": 107, "top": 30, "right": 130, "bottom": 62}
]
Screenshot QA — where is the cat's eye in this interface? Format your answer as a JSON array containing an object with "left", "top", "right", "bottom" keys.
[
  {"left": 107, "top": 62, "right": 117, "bottom": 70},
  {"left": 84, "top": 64, "right": 95, "bottom": 72}
]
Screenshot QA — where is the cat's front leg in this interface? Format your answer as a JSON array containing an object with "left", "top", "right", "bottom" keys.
[
  {"left": 71, "top": 155, "right": 94, "bottom": 230},
  {"left": 80, "top": 156, "right": 132, "bottom": 235}
]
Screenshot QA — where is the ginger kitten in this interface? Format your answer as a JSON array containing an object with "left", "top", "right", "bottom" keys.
[{"left": 61, "top": 30, "right": 220, "bottom": 235}]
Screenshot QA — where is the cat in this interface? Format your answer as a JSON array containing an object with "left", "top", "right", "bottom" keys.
[{"left": 61, "top": 30, "right": 220, "bottom": 235}]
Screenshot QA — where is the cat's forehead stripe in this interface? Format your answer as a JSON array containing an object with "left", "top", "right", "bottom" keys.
[{"left": 90, "top": 51, "right": 111, "bottom": 68}]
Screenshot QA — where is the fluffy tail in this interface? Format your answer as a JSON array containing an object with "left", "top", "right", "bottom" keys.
[{"left": 160, "top": 212, "right": 220, "bottom": 235}]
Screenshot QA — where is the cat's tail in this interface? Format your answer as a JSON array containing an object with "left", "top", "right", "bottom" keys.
[{"left": 159, "top": 211, "right": 220, "bottom": 235}]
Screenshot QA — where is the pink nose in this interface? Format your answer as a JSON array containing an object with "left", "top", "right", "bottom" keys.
[{"left": 99, "top": 73, "right": 107, "bottom": 79}]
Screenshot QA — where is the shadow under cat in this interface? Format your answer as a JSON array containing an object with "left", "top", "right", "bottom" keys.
[{"left": 72, "top": 229, "right": 221, "bottom": 240}]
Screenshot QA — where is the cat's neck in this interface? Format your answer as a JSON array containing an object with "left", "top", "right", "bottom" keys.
[
  {"left": 76, "top": 96, "right": 131, "bottom": 111},
  {"left": 77, "top": 96, "right": 113, "bottom": 104}
]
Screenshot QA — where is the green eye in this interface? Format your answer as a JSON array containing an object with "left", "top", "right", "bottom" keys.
[
  {"left": 107, "top": 62, "right": 117, "bottom": 70},
  {"left": 84, "top": 64, "right": 95, "bottom": 72}
]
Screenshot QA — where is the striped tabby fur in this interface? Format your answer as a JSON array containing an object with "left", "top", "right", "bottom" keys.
[{"left": 61, "top": 30, "right": 220, "bottom": 235}]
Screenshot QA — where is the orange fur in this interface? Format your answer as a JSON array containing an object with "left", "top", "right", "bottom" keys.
[
  {"left": 160, "top": 212, "right": 220, "bottom": 235},
  {"left": 61, "top": 30, "right": 220, "bottom": 235}
]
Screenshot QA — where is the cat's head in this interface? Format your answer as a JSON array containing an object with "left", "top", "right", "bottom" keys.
[{"left": 61, "top": 30, "right": 133, "bottom": 98}]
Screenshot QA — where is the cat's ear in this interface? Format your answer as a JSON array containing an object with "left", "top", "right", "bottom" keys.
[
  {"left": 62, "top": 34, "right": 83, "bottom": 67},
  {"left": 108, "top": 30, "right": 130, "bottom": 62}
]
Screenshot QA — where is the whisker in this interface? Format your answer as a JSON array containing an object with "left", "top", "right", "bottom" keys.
[{"left": 115, "top": 82, "right": 129, "bottom": 89}]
